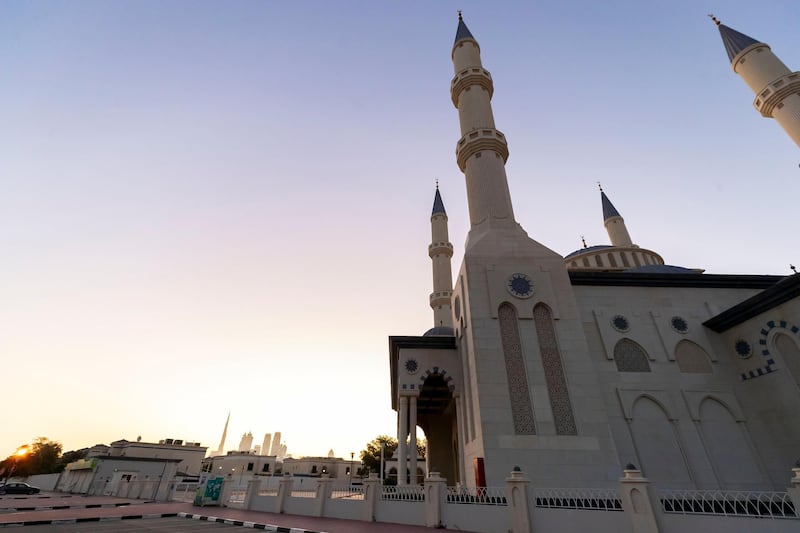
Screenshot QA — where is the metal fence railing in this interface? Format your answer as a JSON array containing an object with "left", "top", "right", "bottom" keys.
[
  {"left": 332, "top": 485, "right": 365, "bottom": 500},
  {"left": 659, "top": 489, "right": 797, "bottom": 519},
  {"left": 381, "top": 485, "right": 425, "bottom": 502},
  {"left": 446, "top": 486, "right": 507, "bottom": 506},
  {"left": 534, "top": 487, "right": 622, "bottom": 511}
]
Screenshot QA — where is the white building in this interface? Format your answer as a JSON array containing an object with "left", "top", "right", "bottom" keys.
[
  {"left": 387, "top": 15, "right": 800, "bottom": 493},
  {"left": 201, "top": 451, "right": 277, "bottom": 481}
]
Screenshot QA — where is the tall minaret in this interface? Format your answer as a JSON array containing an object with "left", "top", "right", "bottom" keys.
[
  {"left": 451, "top": 13, "right": 517, "bottom": 245},
  {"left": 712, "top": 16, "right": 800, "bottom": 148},
  {"left": 216, "top": 411, "right": 230, "bottom": 456},
  {"left": 429, "top": 184, "right": 454, "bottom": 329},
  {"left": 600, "top": 187, "right": 633, "bottom": 247}
]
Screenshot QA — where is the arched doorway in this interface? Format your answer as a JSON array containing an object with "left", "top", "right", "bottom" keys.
[{"left": 417, "top": 371, "right": 459, "bottom": 485}]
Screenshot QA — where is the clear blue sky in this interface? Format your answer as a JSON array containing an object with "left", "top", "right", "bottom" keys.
[{"left": 1, "top": 1, "right": 798, "bottom": 459}]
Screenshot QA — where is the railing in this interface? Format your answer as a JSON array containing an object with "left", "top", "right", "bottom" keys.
[
  {"left": 290, "top": 490, "right": 317, "bottom": 498},
  {"left": 381, "top": 485, "right": 425, "bottom": 502},
  {"left": 257, "top": 488, "right": 278, "bottom": 496},
  {"left": 534, "top": 488, "right": 622, "bottom": 511},
  {"left": 332, "top": 485, "right": 364, "bottom": 500},
  {"left": 446, "top": 486, "right": 507, "bottom": 506},
  {"left": 660, "top": 489, "right": 797, "bottom": 519}
]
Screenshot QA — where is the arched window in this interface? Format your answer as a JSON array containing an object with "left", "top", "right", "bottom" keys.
[
  {"left": 775, "top": 333, "right": 800, "bottom": 387},
  {"left": 533, "top": 304, "right": 577, "bottom": 435},
  {"left": 498, "top": 303, "right": 536, "bottom": 434},
  {"left": 675, "top": 340, "right": 712, "bottom": 373},
  {"left": 614, "top": 339, "right": 651, "bottom": 372}
]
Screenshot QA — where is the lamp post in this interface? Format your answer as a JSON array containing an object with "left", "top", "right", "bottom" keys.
[{"left": 349, "top": 452, "right": 354, "bottom": 487}]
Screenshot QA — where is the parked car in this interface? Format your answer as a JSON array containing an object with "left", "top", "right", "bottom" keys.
[{"left": 0, "top": 482, "right": 41, "bottom": 495}]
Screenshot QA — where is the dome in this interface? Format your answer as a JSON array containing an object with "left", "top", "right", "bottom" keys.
[
  {"left": 625, "top": 264, "right": 695, "bottom": 274},
  {"left": 564, "top": 244, "right": 613, "bottom": 259},
  {"left": 423, "top": 326, "right": 455, "bottom": 337}
]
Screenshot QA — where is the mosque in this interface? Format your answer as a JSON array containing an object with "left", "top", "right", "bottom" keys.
[{"left": 387, "top": 15, "right": 800, "bottom": 492}]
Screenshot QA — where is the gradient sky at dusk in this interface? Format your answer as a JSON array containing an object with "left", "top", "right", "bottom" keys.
[{"left": 2, "top": 1, "right": 799, "bottom": 459}]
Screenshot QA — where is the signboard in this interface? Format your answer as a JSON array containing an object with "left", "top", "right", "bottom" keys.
[{"left": 194, "top": 477, "right": 223, "bottom": 507}]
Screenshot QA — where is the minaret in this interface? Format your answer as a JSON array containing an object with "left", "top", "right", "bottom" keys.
[
  {"left": 216, "top": 411, "right": 230, "bottom": 456},
  {"left": 429, "top": 184, "right": 454, "bottom": 329},
  {"left": 451, "top": 13, "right": 517, "bottom": 244},
  {"left": 712, "top": 16, "right": 800, "bottom": 148},
  {"left": 600, "top": 187, "right": 633, "bottom": 247}
]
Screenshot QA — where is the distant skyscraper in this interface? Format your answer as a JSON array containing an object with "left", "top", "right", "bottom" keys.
[
  {"left": 238, "top": 432, "right": 253, "bottom": 452},
  {"left": 215, "top": 411, "right": 230, "bottom": 456},
  {"left": 261, "top": 434, "right": 272, "bottom": 457},
  {"left": 269, "top": 432, "right": 282, "bottom": 456},
  {"left": 254, "top": 445, "right": 261, "bottom": 455}
]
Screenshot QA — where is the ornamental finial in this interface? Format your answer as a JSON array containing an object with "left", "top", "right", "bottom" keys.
[
  {"left": 791, "top": 264, "right": 798, "bottom": 274},
  {"left": 435, "top": 178, "right": 439, "bottom": 190},
  {"left": 458, "top": 10, "right": 463, "bottom": 21},
  {"left": 581, "top": 235, "right": 587, "bottom": 248},
  {"left": 597, "top": 181, "right": 603, "bottom": 192},
  {"left": 708, "top": 14, "right": 721, "bottom": 27}
]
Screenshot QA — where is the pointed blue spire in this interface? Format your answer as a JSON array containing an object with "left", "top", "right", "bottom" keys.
[
  {"left": 601, "top": 191, "right": 621, "bottom": 221},
  {"left": 454, "top": 11, "right": 475, "bottom": 45},
  {"left": 716, "top": 20, "right": 761, "bottom": 63},
  {"left": 432, "top": 186, "right": 446, "bottom": 215}
]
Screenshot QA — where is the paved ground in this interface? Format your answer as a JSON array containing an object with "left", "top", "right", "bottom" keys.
[{"left": 0, "top": 494, "right": 477, "bottom": 532}]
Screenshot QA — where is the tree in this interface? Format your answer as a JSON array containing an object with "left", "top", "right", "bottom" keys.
[
  {"left": 57, "top": 448, "right": 89, "bottom": 472},
  {"left": 359, "top": 435, "right": 427, "bottom": 480},
  {"left": 1, "top": 437, "right": 65, "bottom": 479}
]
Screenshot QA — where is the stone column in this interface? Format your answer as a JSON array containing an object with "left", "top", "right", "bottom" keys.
[
  {"left": 244, "top": 477, "right": 261, "bottom": 509},
  {"left": 315, "top": 475, "right": 333, "bottom": 517},
  {"left": 619, "top": 466, "right": 661, "bottom": 533},
  {"left": 787, "top": 466, "right": 800, "bottom": 517},
  {"left": 362, "top": 472, "right": 380, "bottom": 522},
  {"left": 398, "top": 395, "right": 409, "bottom": 485},
  {"left": 410, "top": 395, "right": 418, "bottom": 484},
  {"left": 424, "top": 471, "right": 446, "bottom": 528},
  {"left": 455, "top": 394, "right": 466, "bottom": 483},
  {"left": 276, "top": 473, "right": 293, "bottom": 514},
  {"left": 505, "top": 468, "right": 532, "bottom": 533}
]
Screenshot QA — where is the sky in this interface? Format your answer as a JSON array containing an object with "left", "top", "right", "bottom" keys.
[{"left": 1, "top": 1, "right": 799, "bottom": 460}]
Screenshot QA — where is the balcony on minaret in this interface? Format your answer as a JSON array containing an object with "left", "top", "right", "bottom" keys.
[
  {"left": 455, "top": 129, "right": 508, "bottom": 171},
  {"left": 753, "top": 72, "right": 800, "bottom": 116},
  {"left": 429, "top": 290, "right": 453, "bottom": 308},
  {"left": 428, "top": 241, "right": 454, "bottom": 258},
  {"left": 450, "top": 67, "right": 494, "bottom": 106}
]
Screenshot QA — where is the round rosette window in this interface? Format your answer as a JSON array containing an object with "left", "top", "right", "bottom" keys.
[
  {"left": 405, "top": 359, "right": 419, "bottom": 374},
  {"left": 611, "top": 315, "right": 630, "bottom": 333},
  {"left": 507, "top": 273, "right": 534, "bottom": 299},
  {"left": 734, "top": 339, "right": 752, "bottom": 359},
  {"left": 670, "top": 316, "right": 689, "bottom": 334}
]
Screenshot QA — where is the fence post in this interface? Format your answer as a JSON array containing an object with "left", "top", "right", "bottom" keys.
[
  {"left": 362, "top": 472, "right": 380, "bottom": 522},
  {"left": 219, "top": 480, "right": 233, "bottom": 507},
  {"left": 424, "top": 471, "right": 446, "bottom": 528},
  {"left": 315, "top": 475, "right": 333, "bottom": 517},
  {"left": 619, "top": 465, "right": 661, "bottom": 533},
  {"left": 276, "top": 473, "right": 293, "bottom": 514},
  {"left": 787, "top": 465, "right": 800, "bottom": 517},
  {"left": 505, "top": 467, "right": 533, "bottom": 533},
  {"left": 244, "top": 477, "right": 261, "bottom": 509}
]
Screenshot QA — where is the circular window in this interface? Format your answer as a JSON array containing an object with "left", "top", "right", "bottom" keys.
[
  {"left": 670, "top": 316, "right": 689, "bottom": 334},
  {"left": 611, "top": 315, "right": 630, "bottom": 333},
  {"left": 405, "top": 359, "right": 419, "bottom": 374},
  {"left": 507, "top": 273, "right": 534, "bottom": 299},
  {"left": 735, "top": 339, "right": 752, "bottom": 359}
]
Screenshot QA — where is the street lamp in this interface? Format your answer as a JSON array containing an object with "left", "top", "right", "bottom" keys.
[{"left": 349, "top": 452, "right": 354, "bottom": 487}]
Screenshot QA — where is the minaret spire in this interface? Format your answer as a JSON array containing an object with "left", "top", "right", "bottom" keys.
[
  {"left": 714, "top": 19, "right": 800, "bottom": 148},
  {"left": 451, "top": 14, "right": 517, "bottom": 246},
  {"left": 600, "top": 188, "right": 633, "bottom": 247},
  {"left": 216, "top": 411, "right": 230, "bottom": 456},
  {"left": 429, "top": 185, "right": 454, "bottom": 330}
]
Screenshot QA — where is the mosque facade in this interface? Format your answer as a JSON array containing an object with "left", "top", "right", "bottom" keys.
[{"left": 388, "top": 16, "right": 800, "bottom": 491}]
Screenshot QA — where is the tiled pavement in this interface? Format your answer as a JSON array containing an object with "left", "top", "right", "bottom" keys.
[{"left": 0, "top": 494, "right": 478, "bottom": 532}]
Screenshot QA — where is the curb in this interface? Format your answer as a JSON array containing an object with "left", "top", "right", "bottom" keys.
[
  {"left": 178, "top": 512, "right": 326, "bottom": 532},
  {"left": 0, "top": 512, "right": 180, "bottom": 528},
  {"left": 0, "top": 502, "right": 133, "bottom": 512}
]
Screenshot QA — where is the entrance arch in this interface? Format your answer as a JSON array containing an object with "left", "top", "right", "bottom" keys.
[{"left": 417, "top": 371, "right": 460, "bottom": 485}]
